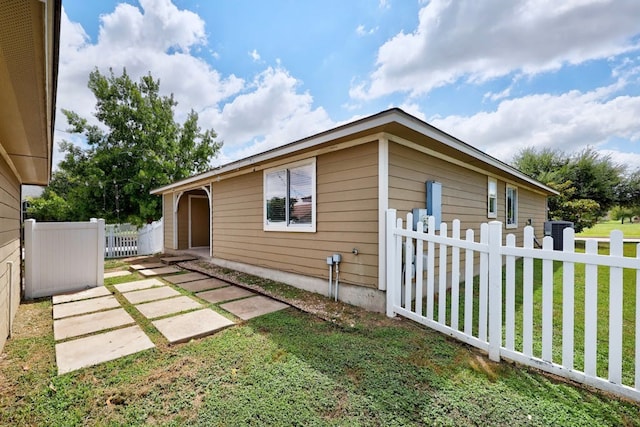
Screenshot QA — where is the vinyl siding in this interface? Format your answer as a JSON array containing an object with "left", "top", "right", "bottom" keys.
[
  {"left": 163, "top": 193, "right": 174, "bottom": 250},
  {"left": 212, "top": 143, "right": 379, "bottom": 288},
  {"left": 388, "top": 141, "right": 547, "bottom": 241},
  {"left": 0, "top": 154, "right": 21, "bottom": 352}
]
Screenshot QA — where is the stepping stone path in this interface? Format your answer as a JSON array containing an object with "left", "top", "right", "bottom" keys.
[
  {"left": 197, "top": 286, "right": 254, "bottom": 304},
  {"left": 138, "top": 266, "right": 181, "bottom": 277},
  {"left": 160, "top": 255, "right": 197, "bottom": 264},
  {"left": 52, "top": 257, "right": 290, "bottom": 374},
  {"left": 152, "top": 310, "right": 234, "bottom": 344},
  {"left": 129, "top": 262, "right": 166, "bottom": 271},
  {"left": 220, "top": 295, "right": 289, "bottom": 321},
  {"left": 104, "top": 270, "right": 132, "bottom": 279},
  {"left": 179, "top": 278, "right": 228, "bottom": 292},
  {"left": 163, "top": 272, "right": 209, "bottom": 284}
]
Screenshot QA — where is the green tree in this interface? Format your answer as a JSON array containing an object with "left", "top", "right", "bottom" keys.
[
  {"left": 25, "top": 191, "right": 71, "bottom": 222},
  {"left": 34, "top": 68, "right": 221, "bottom": 224},
  {"left": 512, "top": 147, "right": 623, "bottom": 232}
]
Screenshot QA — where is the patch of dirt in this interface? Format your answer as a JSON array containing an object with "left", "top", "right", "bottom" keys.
[{"left": 8, "top": 299, "right": 52, "bottom": 339}]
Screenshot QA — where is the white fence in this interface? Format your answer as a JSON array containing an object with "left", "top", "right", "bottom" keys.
[
  {"left": 105, "top": 218, "right": 163, "bottom": 258},
  {"left": 385, "top": 209, "right": 640, "bottom": 402},
  {"left": 137, "top": 218, "right": 164, "bottom": 256},
  {"left": 24, "top": 219, "right": 105, "bottom": 299}
]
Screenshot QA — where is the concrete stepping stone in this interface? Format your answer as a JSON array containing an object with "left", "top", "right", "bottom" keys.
[
  {"left": 160, "top": 255, "right": 197, "bottom": 264},
  {"left": 54, "top": 308, "right": 135, "bottom": 341},
  {"left": 114, "top": 278, "right": 165, "bottom": 293},
  {"left": 104, "top": 270, "right": 132, "bottom": 279},
  {"left": 220, "top": 295, "right": 289, "bottom": 321},
  {"left": 139, "top": 266, "right": 181, "bottom": 277},
  {"left": 163, "top": 272, "right": 209, "bottom": 284},
  {"left": 122, "top": 286, "right": 181, "bottom": 304},
  {"left": 53, "top": 295, "right": 120, "bottom": 319},
  {"left": 180, "top": 278, "right": 229, "bottom": 293},
  {"left": 129, "top": 262, "right": 165, "bottom": 270},
  {"left": 196, "top": 286, "right": 255, "bottom": 304},
  {"left": 55, "top": 325, "right": 154, "bottom": 374},
  {"left": 136, "top": 296, "right": 202, "bottom": 319},
  {"left": 52, "top": 286, "right": 112, "bottom": 305},
  {"left": 152, "top": 309, "right": 234, "bottom": 344}
]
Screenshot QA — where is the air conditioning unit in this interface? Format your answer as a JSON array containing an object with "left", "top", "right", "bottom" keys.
[{"left": 544, "top": 221, "right": 574, "bottom": 250}]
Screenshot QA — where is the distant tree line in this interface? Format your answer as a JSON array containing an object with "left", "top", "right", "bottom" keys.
[
  {"left": 26, "top": 68, "right": 221, "bottom": 225},
  {"left": 512, "top": 147, "right": 640, "bottom": 232}
]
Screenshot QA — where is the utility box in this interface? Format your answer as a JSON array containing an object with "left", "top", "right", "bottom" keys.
[{"left": 544, "top": 220, "right": 574, "bottom": 251}]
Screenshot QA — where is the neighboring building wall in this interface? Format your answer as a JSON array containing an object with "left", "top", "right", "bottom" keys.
[
  {"left": 211, "top": 143, "right": 380, "bottom": 288},
  {"left": 0, "top": 155, "right": 21, "bottom": 351},
  {"left": 163, "top": 193, "right": 174, "bottom": 250}
]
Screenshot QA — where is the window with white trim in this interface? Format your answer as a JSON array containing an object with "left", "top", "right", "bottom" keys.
[
  {"left": 264, "top": 159, "right": 316, "bottom": 232},
  {"left": 487, "top": 177, "right": 497, "bottom": 218},
  {"left": 506, "top": 185, "right": 518, "bottom": 228}
]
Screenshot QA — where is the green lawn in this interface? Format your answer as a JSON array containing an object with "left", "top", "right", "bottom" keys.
[
  {"left": 1, "top": 269, "right": 639, "bottom": 426},
  {"left": 578, "top": 220, "right": 640, "bottom": 238}
]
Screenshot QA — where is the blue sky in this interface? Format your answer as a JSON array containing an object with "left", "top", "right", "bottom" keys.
[{"left": 55, "top": 0, "right": 640, "bottom": 171}]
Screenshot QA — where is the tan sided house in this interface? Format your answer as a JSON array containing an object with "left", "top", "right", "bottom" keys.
[
  {"left": 152, "top": 108, "right": 556, "bottom": 312},
  {"left": 0, "top": 0, "right": 61, "bottom": 351}
]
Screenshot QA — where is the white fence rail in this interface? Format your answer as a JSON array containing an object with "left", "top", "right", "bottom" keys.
[
  {"left": 385, "top": 209, "right": 640, "bottom": 402},
  {"left": 105, "top": 218, "right": 164, "bottom": 259},
  {"left": 24, "top": 219, "right": 105, "bottom": 299}
]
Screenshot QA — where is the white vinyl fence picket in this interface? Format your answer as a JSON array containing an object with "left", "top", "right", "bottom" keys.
[{"left": 385, "top": 209, "right": 640, "bottom": 402}]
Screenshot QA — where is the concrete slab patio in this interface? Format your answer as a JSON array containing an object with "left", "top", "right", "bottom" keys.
[
  {"left": 129, "top": 262, "right": 165, "bottom": 270},
  {"left": 55, "top": 325, "right": 155, "bottom": 374},
  {"left": 220, "top": 295, "right": 289, "bottom": 320},
  {"left": 53, "top": 295, "right": 120, "bottom": 319},
  {"left": 135, "top": 296, "right": 202, "bottom": 319},
  {"left": 121, "top": 286, "right": 181, "bottom": 305},
  {"left": 138, "top": 266, "right": 181, "bottom": 277},
  {"left": 114, "top": 278, "right": 165, "bottom": 293},
  {"left": 160, "top": 255, "right": 197, "bottom": 264},
  {"left": 54, "top": 308, "right": 135, "bottom": 341},
  {"left": 104, "top": 270, "right": 132, "bottom": 279},
  {"left": 179, "top": 278, "right": 229, "bottom": 293},
  {"left": 152, "top": 309, "right": 234, "bottom": 344},
  {"left": 196, "top": 286, "right": 255, "bottom": 303},
  {"left": 163, "top": 272, "right": 209, "bottom": 284},
  {"left": 52, "top": 286, "right": 111, "bottom": 304}
]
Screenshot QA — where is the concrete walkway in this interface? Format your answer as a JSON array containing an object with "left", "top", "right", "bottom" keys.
[{"left": 52, "top": 260, "right": 290, "bottom": 374}]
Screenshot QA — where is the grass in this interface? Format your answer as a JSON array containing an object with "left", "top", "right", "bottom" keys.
[
  {"left": 1, "top": 270, "right": 639, "bottom": 426},
  {"left": 578, "top": 220, "right": 640, "bottom": 238}
]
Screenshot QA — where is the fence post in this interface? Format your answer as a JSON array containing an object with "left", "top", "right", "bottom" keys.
[
  {"left": 488, "top": 221, "right": 503, "bottom": 362},
  {"left": 386, "top": 209, "right": 397, "bottom": 317},
  {"left": 24, "top": 219, "right": 35, "bottom": 296},
  {"left": 96, "top": 219, "right": 105, "bottom": 286}
]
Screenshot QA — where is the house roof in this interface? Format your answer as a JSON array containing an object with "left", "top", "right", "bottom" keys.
[
  {"left": 0, "top": 0, "right": 61, "bottom": 185},
  {"left": 151, "top": 108, "right": 558, "bottom": 196}
]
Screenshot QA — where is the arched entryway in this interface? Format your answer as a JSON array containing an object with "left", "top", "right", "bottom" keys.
[{"left": 173, "top": 186, "right": 211, "bottom": 255}]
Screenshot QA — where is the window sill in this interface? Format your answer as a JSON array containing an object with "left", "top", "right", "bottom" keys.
[{"left": 264, "top": 225, "right": 316, "bottom": 233}]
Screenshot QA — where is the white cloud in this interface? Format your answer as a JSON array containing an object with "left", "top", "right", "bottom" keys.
[
  {"left": 57, "top": 0, "right": 337, "bottom": 170},
  {"left": 249, "top": 49, "right": 261, "bottom": 62},
  {"left": 57, "top": 0, "right": 243, "bottom": 133},
  {"left": 483, "top": 87, "right": 511, "bottom": 102},
  {"left": 379, "top": 0, "right": 390, "bottom": 9},
  {"left": 356, "top": 25, "right": 378, "bottom": 36},
  {"left": 429, "top": 83, "right": 640, "bottom": 169},
  {"left": 202, "top": 67, "right": 333, "bottom": 160},
  {"left": 352, "top": 0, "right": 640, "bottom": 100}
]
